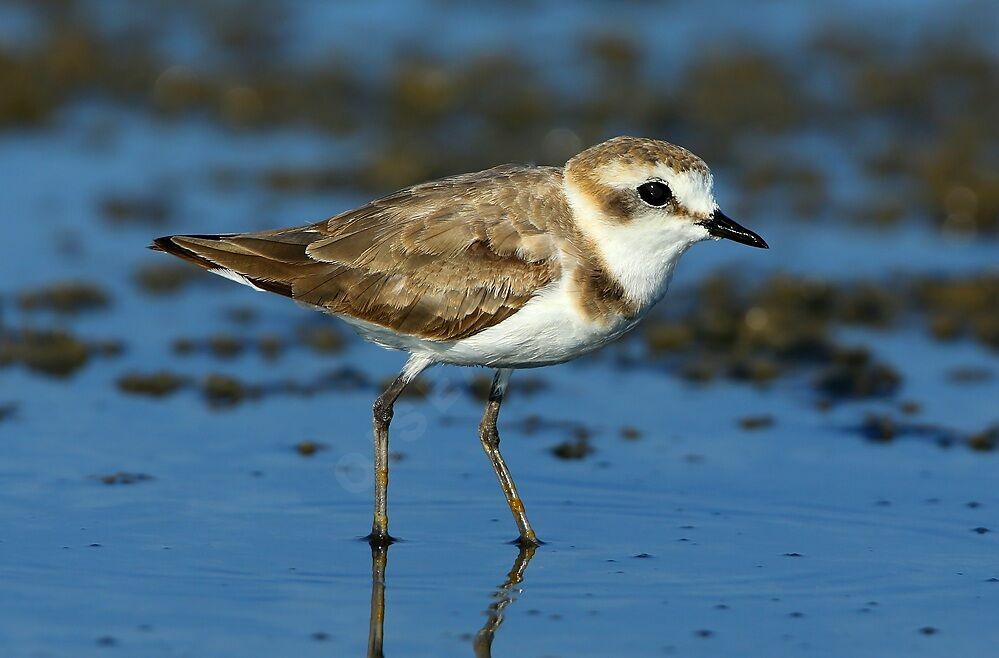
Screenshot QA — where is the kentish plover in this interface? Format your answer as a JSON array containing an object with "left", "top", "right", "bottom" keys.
[{"left": 151, "top": 136, "right": 767, "bottom": 546}]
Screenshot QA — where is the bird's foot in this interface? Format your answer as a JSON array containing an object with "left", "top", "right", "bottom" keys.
[
  {"left": 363, "top": 531, "right": 398, "bottom": 549},
  {"left": 508, "top": 535, "right": 545, "bottom": 548}
]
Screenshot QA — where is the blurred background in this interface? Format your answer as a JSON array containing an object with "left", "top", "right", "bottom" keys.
[{"left": 0, "top": 0, "right": 997, "bottom": 656}]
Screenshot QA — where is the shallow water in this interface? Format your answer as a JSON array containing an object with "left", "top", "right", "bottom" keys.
[
  {"left": 0, "top": 102, "right": 997, "bottom": 658},
  {"left": 2, "top": 0, "right": 999, "bottom": 651}
]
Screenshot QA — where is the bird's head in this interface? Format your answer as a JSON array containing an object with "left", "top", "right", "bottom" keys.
[{"left": 564, "top": 136, "right": 768, "bottom": 249}]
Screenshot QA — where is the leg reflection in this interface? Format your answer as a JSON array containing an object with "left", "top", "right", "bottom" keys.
[
  {"left": 367, "top": 544, "right": 388, "bottom": 658},
  {"left": 473, "top": 544, "right": 537, "bottom": 657}
]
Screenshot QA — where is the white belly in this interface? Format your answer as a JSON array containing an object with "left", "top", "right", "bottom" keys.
[
  {"left": 338, "top": 279, "right": 646, "bottom": 369},
  {"left": 439, "top": 281, "right": 637, "bottom": 367}
]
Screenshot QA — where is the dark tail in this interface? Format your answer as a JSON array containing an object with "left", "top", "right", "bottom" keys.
[
  {"left": 149, "top": 234, "right": 232, "bottom": 269},
  {"left": 148, "top": 233, "right": 294, "bottom": 296}
]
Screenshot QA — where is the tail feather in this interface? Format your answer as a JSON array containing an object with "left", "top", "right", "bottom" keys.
[
  {"left": 149, "top": 234, "right": 231, "bottom": 267},
  {"left": 149, "top": 233, "right": 295, "bottom": 296}
]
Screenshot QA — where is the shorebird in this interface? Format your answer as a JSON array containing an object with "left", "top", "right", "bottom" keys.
[{"left": 151, "top": 136, "right": 767, "bottom": 547}]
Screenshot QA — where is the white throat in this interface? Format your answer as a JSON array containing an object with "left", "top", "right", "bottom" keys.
[{"left": 565, "top": 184, "right": 707, "bottom": 311}]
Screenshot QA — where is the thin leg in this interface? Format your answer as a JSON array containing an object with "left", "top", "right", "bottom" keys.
[
  {"left": 478, "top": 368, "right": 540, "bottom": 546},
  {"left": 366, "top": 354, "right": 432, "bottom": 547}
]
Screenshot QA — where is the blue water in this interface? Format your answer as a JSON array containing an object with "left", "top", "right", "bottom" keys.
[
  {"left": 0, "top": 100, "right": 996, "bottom": 658},
  {"left": 1, "top": 1, "right": 998, "bottom": 655}
]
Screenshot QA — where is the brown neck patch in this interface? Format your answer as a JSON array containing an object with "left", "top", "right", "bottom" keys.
[
  {"left": 549, "top": 212, "right": 639, "bottom": 324},
  {"left": 572, "top": 252, "right": 639, "bottom": 323}
]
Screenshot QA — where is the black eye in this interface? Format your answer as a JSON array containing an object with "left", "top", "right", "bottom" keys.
[{"left": 637, "top": 181, "right": 672, "bottom": 207}]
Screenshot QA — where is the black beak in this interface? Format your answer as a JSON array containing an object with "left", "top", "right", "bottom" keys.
[{"left": 700, "top": 210, "right": 768, "bottom": 249}]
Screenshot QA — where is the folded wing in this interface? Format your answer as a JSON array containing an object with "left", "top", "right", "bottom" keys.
[{"left": 151, "top": 165, "right": 565, "bottom": 341}]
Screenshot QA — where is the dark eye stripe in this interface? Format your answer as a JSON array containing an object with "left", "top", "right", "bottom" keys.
[{"left": 637, "top": 181, "right": 672, "bottom": 207}]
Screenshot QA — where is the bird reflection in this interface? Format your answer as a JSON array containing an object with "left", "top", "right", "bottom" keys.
[
  {"left": 473, "top": 544, "right": 537, "bottom": 657},
  {"left": 365, "top": 543, "right": 537, "bottom": 657},
  {"left": 367, "top": 544, "right": 388, "bottom": 658}
]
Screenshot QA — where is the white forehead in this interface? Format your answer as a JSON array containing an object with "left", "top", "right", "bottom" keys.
[{"left": 598, "top": 161, "right": 717, "bottom": 218}]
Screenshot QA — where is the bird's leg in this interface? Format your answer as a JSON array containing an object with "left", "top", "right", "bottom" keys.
[
  {"left": 366, "top": 355, "right": 431, "bottom": 547},
  {"left": 478, "top": 368, "right": 540, "bottom": 546}
]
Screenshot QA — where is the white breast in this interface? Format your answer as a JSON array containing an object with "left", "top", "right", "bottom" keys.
[{"left": 433, "top": 279, "right": 632, "bottom": 368}]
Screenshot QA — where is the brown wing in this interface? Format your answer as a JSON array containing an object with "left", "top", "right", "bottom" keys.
[{"left": 151, "top": 165, "right": 566, "bottom": 341}]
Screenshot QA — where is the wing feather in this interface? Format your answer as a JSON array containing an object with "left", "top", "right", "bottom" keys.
[{"left": 151, "top": 165, "right": 566, "bottom": 341}]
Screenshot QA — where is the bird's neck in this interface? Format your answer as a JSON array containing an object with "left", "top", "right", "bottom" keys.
[{"left": 563, "top": 185, "right": 699, "bottom": 315}]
